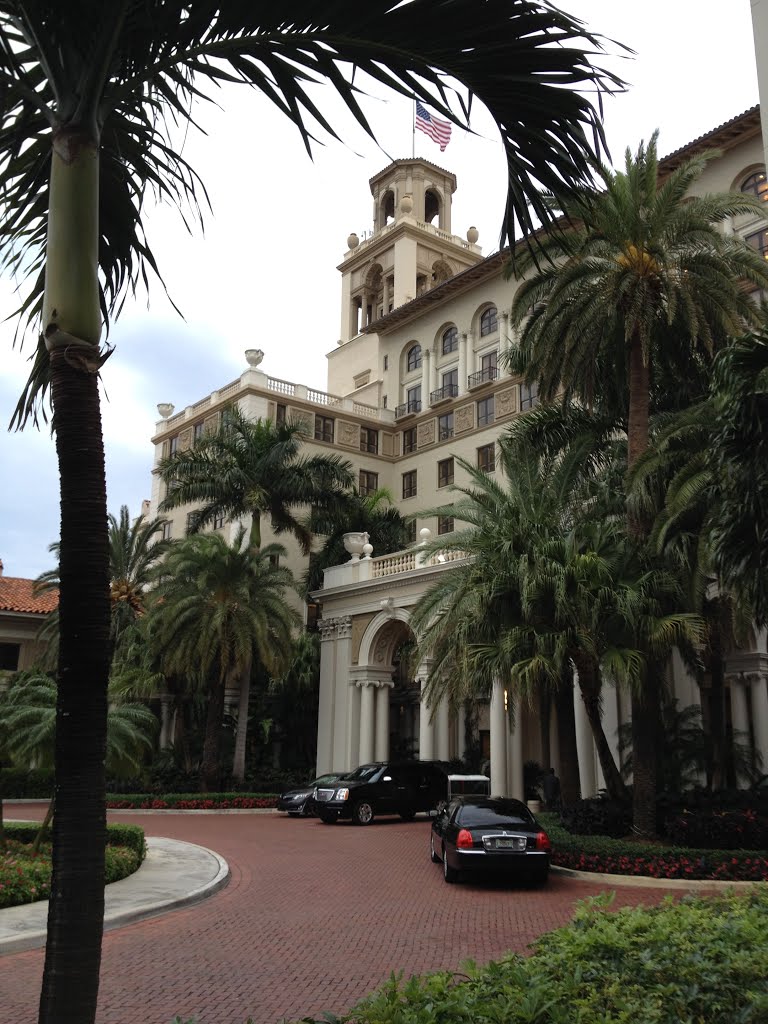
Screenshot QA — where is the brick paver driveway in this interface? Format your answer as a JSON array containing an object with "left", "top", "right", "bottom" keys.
[{"left": 0, "top": 806, "right": 678, "bottom": 1024}]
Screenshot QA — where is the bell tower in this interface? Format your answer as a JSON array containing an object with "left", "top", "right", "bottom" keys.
[{"left": 337, "top": 158, "right": 482, "bottom": 344}]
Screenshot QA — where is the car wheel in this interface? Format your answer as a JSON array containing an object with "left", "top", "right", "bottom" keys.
[
  {"left": 352, "top": 800, "right": 374, "bottom": 826},
  {"left": 443, "top": 847, "right": 459, "bottom": 883},
  {"left": 400, "top": 808, "right": 416, "bottom": 822},
  {"left": 319, "top": 810, "right": 338, "bottom": 824},
  {"left": 430, "top": 833, "right": 441, "bottom": 863}
]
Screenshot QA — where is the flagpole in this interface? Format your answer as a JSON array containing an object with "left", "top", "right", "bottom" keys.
[{"left": 412, "top": 99, "right": 416, "bottom": 158}]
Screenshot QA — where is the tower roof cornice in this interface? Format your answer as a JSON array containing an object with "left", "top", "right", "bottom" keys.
[{"left": 368, "top": 158, "right": 457, "bottom": 194}]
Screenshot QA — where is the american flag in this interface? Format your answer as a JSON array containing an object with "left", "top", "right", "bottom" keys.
[{"left": 415, "top": 101, "right": 452, "bottom": 152}]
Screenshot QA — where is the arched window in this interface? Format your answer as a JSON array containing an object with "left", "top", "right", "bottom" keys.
[
  {"left": 480, "top": 306, "right": 498, "bottom": 336},
  {"left": 441, "top": 326, "right": 458, "bottom": 354},
  {"left": 406, "top": 344, "right": 422, "bottom": 372},
  {"left": 741, "top": 171, "right": 768, "bottom": 201}
]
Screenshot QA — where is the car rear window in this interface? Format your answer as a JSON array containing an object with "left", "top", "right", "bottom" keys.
[{"left": 458, "top": 806, "right": 533, "bottom": 828}]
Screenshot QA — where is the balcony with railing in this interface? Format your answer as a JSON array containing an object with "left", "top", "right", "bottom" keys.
[
  {"left": 429, "top": 383, "right": 459, "bottom": 406},
  {"left": 395, "top": 399, "right": 422, "bottom": 419},
  {"left": 467, "top": 366, "right": 499, "bottom": 390}
]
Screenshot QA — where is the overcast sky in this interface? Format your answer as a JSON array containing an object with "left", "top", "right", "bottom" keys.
[{"left": 0, "top": 1, "right": 762, "bottom": 579}]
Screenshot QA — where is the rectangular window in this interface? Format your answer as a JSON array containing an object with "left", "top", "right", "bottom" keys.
[
  {"left": 477, "top": 395, "right": 495, "bottom": 427},
  {"left": 437, "top": 516, "right": 454, "bottom": 535},
  {"left": 383, "top": 395, "right": 388, "bottom": 409},
  {"left": 169, "top": 435, "right": 179, "bottom": 455},
  {"left": 0, "top": 642, "right": 20, "bottom": 672},
  {"left": 360, "top": 427, "right": 379, "bottom": 454},
  {"left": 402, "top": 470, "right": 417, "bottom": 499},
  {"left": 359, "top": 470, "right": 379, "bottom": 497},
  {"left": 186, "top": 512, "right": 196, "bottom": 535},
  {"left": 438, "top": 457, "right": 454, "bottom": 488},
  {"left": 384, "top": 355, "right": 389, "bottom": 370},
  {"left": 403, "top": 427, "right": 417, "bottom": 454},
  {"left": 747, "top": 227, "right": 768, "bottom": 259},
  {"left": 315, "top": 414, "right": 334, "bottom": 443},
  {"left": 406, "top": 519, "right": 417, "bottom": 544},
  {"left": 438, "top": 412, "right": 454, "bottom": 441},
  {"left": 276, "top": 403, "right": 287, "bottom": 424},
  {"left": 406, "top": 384, "right": 422, "bottom": 414},
  {"left": 481, "top": 351, "right": 498, "bottom": 372},
  {"left": 269, "top": 553, "right": 280, "bottom": 568},
  {"left": 193, "top": 422, "right": 204, "bottom": 442},
  {"left": 477, "top": 443, "right": 496, "bottom": 472},
  {"left": 520, "top": 382, "right": 539, "bottom": 412},
  {"left": 213, "top": 513, "right": 225, "bottom": 530},
  {"left": 161, "top": 521, "right": 172, "bottom": 541},
  {"left": 442, "top": 368, "right": 458, "bottom": 394}
]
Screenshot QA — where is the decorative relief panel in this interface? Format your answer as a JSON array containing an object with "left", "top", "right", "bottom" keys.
[
  {"left": 178, "top": 427, "right": 193, "bottom": 451},
  {"left": 495, "top": 386, "right": 518, "bottom": 420},
  {"left": 351, "top": 613, "right": 376, "bottom": 664},
  {"left": 338, "top": 420, "right": 359, "bottom": 449},
  {"left": 382, "top": 432, "right": 396, "bottom": 457},
  {"left": 455, "top": 404, "right": 475, "bottom": 433},
  {"left": 417, "top": 418, "right": 435, "bottom": 447},
  {"left": 203, "top": 413, "right": 220, "bottom": 435}
]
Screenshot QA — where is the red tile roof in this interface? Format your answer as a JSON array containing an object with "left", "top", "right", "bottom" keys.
[{"left": 0, "top": 576, "right": 58, "bottom": 614}]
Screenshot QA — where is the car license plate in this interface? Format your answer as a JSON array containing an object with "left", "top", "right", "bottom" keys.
[{"left": 493, "top": 837, "right": 525, "bottom": 851}]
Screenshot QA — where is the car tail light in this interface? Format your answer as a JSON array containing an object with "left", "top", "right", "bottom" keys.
[
  {"left": 535, "top": 830, "right": 551, "bottom": 852},
  {"left": 456, "top": 828, "right": 474, "bottom": 849}
]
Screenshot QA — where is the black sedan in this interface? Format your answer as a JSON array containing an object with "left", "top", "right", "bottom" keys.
[
  {"left": 430, "top": 796, "right": 551, "bottom": 884},
  {"left": 277, "top": 772, "right": 348, "bottom": 816}
]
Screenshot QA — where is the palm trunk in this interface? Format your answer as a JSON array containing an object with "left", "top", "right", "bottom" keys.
[
  {"left": 201, "top": 671, "right": 226, "bottom": 792},
  {"left": 232, "top": 658, "right": 252, "bottom": 781},
  {"left": 554, "top": 675, "right": 580, "bottom": 806},
  {"left": 574, "top": 656, "right": 628, "bottom": 803},
  {"left": 539, "top": 689, "right": 552, "bottom": 770},
  {"left": 39, "top": 133, "right": 110, "bottom": 1024},
  {"left": 33, "top": 797, "right": 56, "bottom": 856}
]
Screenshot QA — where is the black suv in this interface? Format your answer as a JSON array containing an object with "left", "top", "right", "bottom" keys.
[{"left": 314, "top": 761, "right": 448, "bottom": 825}]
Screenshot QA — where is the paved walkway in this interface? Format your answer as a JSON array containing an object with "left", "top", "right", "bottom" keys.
[{"left": 0, "top": 805, "right": 685, "bottom": 1024}]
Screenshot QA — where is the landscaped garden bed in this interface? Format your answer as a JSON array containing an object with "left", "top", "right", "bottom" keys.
[
  {"left": 105, "top": 792, "right": 278, "bottom": 809},
  {"left": 1, "top": 822, "right": 145, "bottom": 909},
  {"left": 289, "top": 887, "right": 768, "bottom": 1024}
]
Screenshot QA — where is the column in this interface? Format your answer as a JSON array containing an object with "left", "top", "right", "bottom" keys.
[
  {"left": 507, "top": 699, "right": 524, "bottom": 801},
  {"left": 358, "top": 682, "right": 376, "bottom": 764},
  {"left": 159, "top": 694, "right": 172, "bottom": 749},
  {"left": 418, "top": 675, "right": 435, "bottom": 760},
  {"left": 729, "top": 678, "right": 751, "bottom": 787},
  {"left": 421, "top": 348, "right": 431, "bottom": 405},
  {"left": 383, "top": 275, "right": 391, "bottom": 315},
  {"left": 435, "top": 697, "right": 450, "bottom": 761},
  {"left": 429, "top": 347, "right": 438, "bottom": 395},
  {"left": 458, "top": 331, "right": 468, "bottom": 395},
  {"left": 750, "top": 673, "right": 768, "bottom": 775},
  {"left": 375, "top": 682, "right": 391, "bottom": 761},
  {"left": 456, "top": 702, "right": 467, "bottom": 763},
  {"left": 499, "top": 311, "right": 511, "bottom": 375},
  {"left": 316, "top": 619, "right": 337, "bottom": 774},
  {"left": 334, "top": 616, "right": 353, "bottom": 770},
  {"left": 574, "top": 683, "right": 597, "bottom": 798},
  {"left": 490, "top": 679, "right": 507, "bottom": 796},
  {"left": 595, "top": 685, "right": 620, "bottom": 792},
  {"left": 548, "top": 706, "right": 560, "bottom": 776}
]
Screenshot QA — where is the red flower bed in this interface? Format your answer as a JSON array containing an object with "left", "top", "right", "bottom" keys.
[{"left": 106, "top": 793, "right": 278, "bottom": 810}]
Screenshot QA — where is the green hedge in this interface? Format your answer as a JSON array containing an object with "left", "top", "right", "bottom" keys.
[
  {"left": 295, "top": 888, "right": 768, "bottom": 1024},
  {"left": 105, "top": 792, "right": 277, "bottom": 809},
  {"left": 0, "top": 767, "right": 54, "bottom": 798},
  {"left": 542, "top": 817, "right": 768, "bottom": 881},
  {"left": 1, "top": 823, "right": 146, "bottom": 909}
]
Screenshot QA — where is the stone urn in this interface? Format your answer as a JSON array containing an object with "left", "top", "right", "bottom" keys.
[
  {"left": 347, "top": 232, "right": 360, "bottom": 250},
  {"left": 157, "top": 402, "right": 175, "bottom": 419},
  {"left": 343, "top": 531, "right": 370, "bottom": 562},
  {"left": 245, "top": 348, "right": 264, "bottom": 368},
  {"left": 399, "top": 194, "right": 414, "bottom": 216},
  {"left": 466, "top": 225, "right": 479, "bottom": 244}
]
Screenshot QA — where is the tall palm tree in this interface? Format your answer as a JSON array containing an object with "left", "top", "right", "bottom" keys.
[
  {"left": 159, "top": 407, "right": 354, "bottom": 553},
  {"left": 0, "top": 5, "right": 623, "bottom": 1017},
  {"left": 509, "top": 133, "right": 768, "bottom": 835},
  {"left": 148, "top": 528, "right": 298, "bottom": 789}
]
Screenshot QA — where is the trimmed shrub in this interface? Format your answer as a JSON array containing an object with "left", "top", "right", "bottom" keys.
[
  {"left": 666, "top": 809, "right": 768, "bottom": 850},
  {"left": 559, "top": 797, "right": 632, "bottom": 838},
  {"left": 4, "top": 821, "right": 145, "bottom": 859},
  {"left": 295, "top": 888, "right": 768, "bottom": 1024},
  {"left": 105, "top": 792, "right": 277, "bottom": 810},
  {"left": 544, "top": 818, "right": 768, "bottom": 881},
  {"left": 0, "top": 767, "right": 54, "bottom": 798}
]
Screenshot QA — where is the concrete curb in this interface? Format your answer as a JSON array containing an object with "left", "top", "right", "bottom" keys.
[
  {"left": 0, "top": 837, "right": 230, "bottom": 955},
  {"left": 551, "top": 864, "right": 766, "bottom": 891}
]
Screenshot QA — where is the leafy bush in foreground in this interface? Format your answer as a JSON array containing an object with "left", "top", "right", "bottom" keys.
[
  {"left": 5, "top": 821, "right": 145, "bottom": 859},
  {"left": 291, "top": 888, "right": 768, "bottom": 1024}
]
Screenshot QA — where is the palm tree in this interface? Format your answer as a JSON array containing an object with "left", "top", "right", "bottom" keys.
[
  {"left": 0, "top": 4, "right": 623, "bottom": 1016},
  {"left": 159, "top": 408, "right": 354, "bottom": 553},
  {"left": 303, "top": 486, "right": 411, "bottom": 594},
  {"left": 149, "top": 528, "right": 298, "bottom": 788},
  {"left": 509, "top": 133, "right": 768, "bottom": 835}
]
